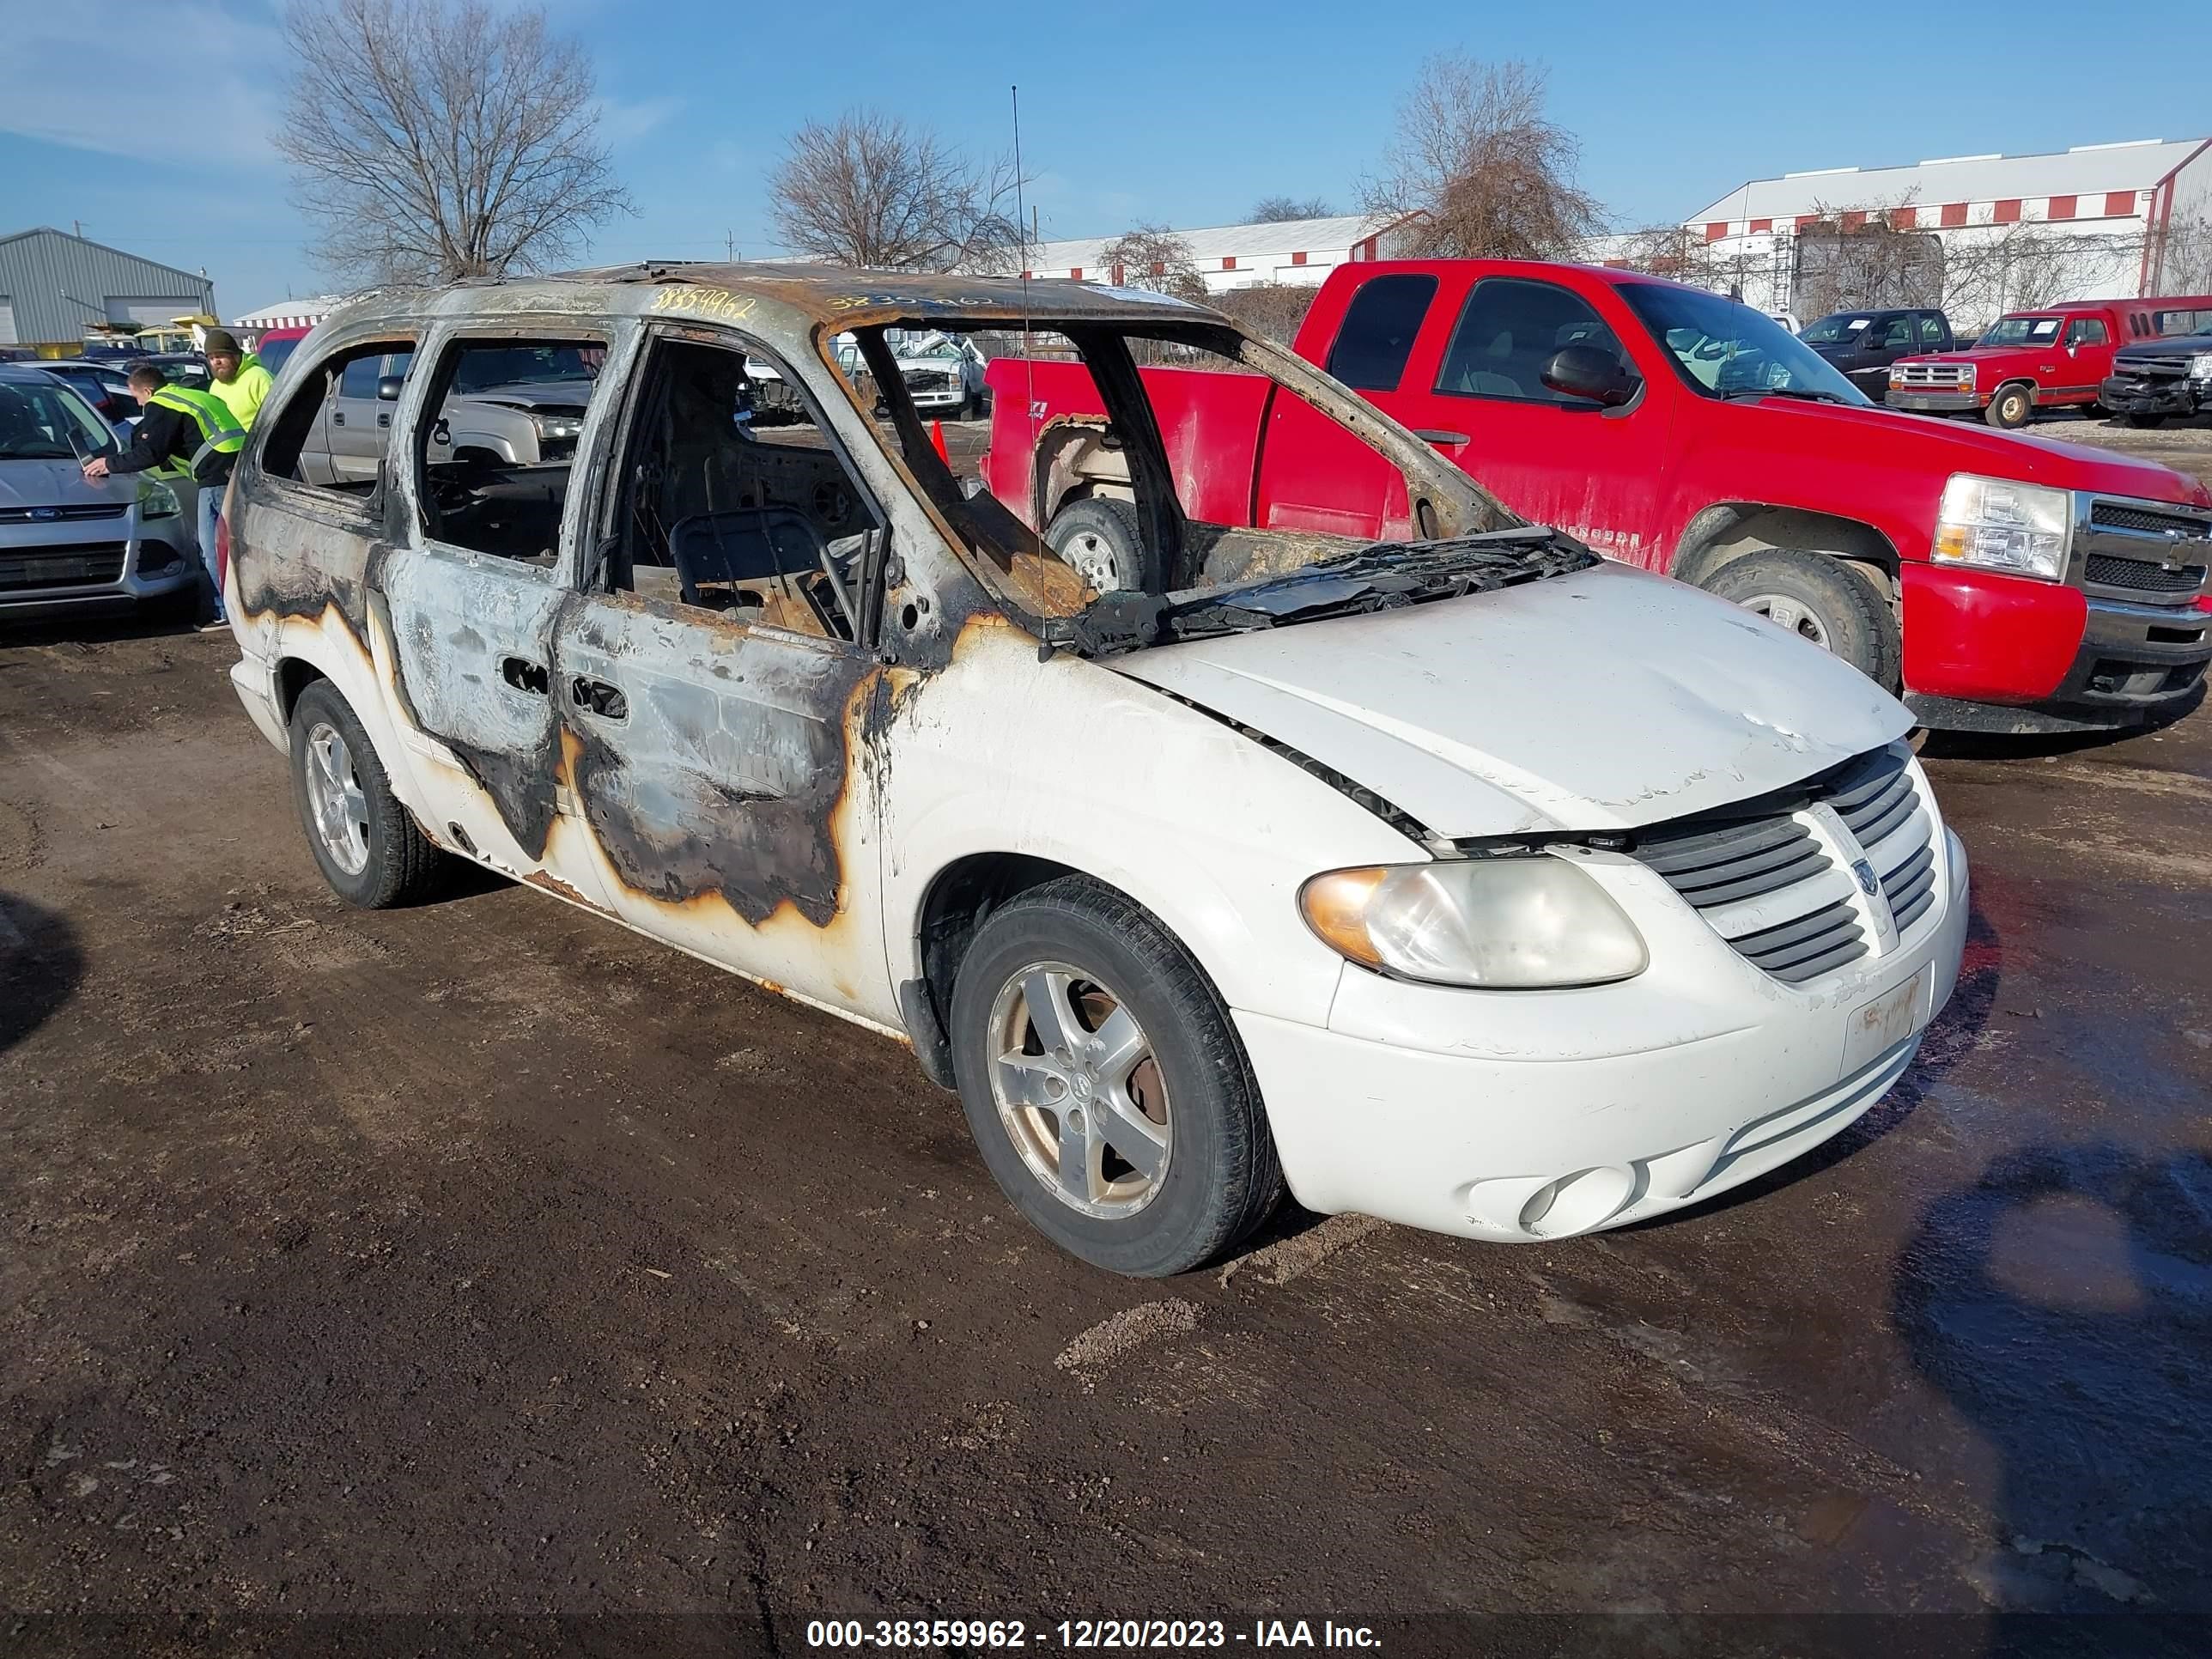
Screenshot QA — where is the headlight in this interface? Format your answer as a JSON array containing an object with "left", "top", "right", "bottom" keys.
[
  {"left": 1299, "top": 856, "right": 1648, "bottom": 989},
  {"left": 533, "top": 415, "right": 581, "bottom": 439},
  {"left": 1932, "top": 473, "right": 2070, "bottom": 582},
  {"left": 2190, "top": 352, "right": 2212, "bottom": 381},
  {"left": 137, "top": 480, "right": 180, "bottom": 519}
]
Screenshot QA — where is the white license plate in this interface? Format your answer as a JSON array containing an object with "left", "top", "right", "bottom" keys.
[{"left": 1843, "top": 965, "right": 1934, "bottom": 1076}]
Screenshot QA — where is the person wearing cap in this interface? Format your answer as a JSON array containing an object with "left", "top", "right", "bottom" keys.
[
  {"left": 82, "top": 363, "right": 246, "bottom": 627},
  {"left": 203, "top": 327, "right": 273, "bottom": 431}
]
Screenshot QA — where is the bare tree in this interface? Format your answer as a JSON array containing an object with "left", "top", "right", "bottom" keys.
[
  {"left": 277, "top": 0, "right": 632, "bottom": 284},
  {"left": 1212, "top": 283, "right": 1321, "bottom": 345},
  {"left": 1250, "top": 195, "right": 1335, "bottom": 223},
  {"left": 1096, "top": 225, "right": 1209, "bottom": 303},
  {"left": 1358, "top": 55, "right": 1601, "bottom": 258},
  {"left": 2148, "top": 214, "right": 2212, "bottom": 295},
  {"left": 769, "top": 109, "right": 1024, "bottom": 272},
  {"left": 1788, "top": 195, "right": 1944, "bottom": 318}
]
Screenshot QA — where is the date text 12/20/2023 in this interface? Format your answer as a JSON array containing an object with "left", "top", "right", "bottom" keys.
[{"left": 805, "top": 1619, "right": 1382, "bottom": 1649}]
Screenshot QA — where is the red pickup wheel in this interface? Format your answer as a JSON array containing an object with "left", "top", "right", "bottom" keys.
[
  {"left": 1045, "top": 497, "right": 1158, "bottom": 595},
  {"left": 1705, "top": 549, "right": 1901, "bottom": 691},
  {"left": 1985, "top": 382, "right": 2035, "bottom": 429}
]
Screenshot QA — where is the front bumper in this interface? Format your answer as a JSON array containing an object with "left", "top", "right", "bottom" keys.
[
  {"left": 1885, "top": 387, "right": 1981, "bottom": 414},
  {"left": 1909, "top": 595, "right": 2209, "bottom": 732},
  {"left": 2098, "top": 376, "right": 2203, "bottom": 418},
  {"left": 0, "top": 531, "right": 197, "bottom": 620},
  {"left": 1236, "top": 830, "right": 1969, "bottom": 1242}
]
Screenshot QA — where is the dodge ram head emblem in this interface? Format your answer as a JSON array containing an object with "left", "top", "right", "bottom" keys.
[{"left": 1853, "top": 858, "right": 1880, "bottom": 897}]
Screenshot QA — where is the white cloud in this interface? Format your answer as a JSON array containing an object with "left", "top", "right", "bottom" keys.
[
  {"left": 0, "top": 0, "right": 286, "bottom": 167},
  {"left": 594, "top": 94, "right": 684, "bottom": 147}
]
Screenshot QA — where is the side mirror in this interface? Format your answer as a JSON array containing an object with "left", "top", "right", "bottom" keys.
[
  {"left": 376, "top": 375, "right": 404, "bottom": 401},
  {"left": 1540, "top": 344, "right": 1640, "bottom": 408}
]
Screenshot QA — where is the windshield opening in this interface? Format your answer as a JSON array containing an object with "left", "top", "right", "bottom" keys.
[
  {"left": 1617, "top": 284, "right": 1870, "bottom": 404},
  {"left": 848, "top": 318, "right": 1585, "bottom": 657},
  {"left": 0, "top": 379, "right": 118, "bottom": 461},
  {"left": 1977, "top": 314, "right": 2063, "bottom": 347}
]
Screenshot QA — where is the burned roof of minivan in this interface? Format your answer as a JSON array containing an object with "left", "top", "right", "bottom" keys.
[{"left": 308, "top": 262, "right": 1225, "bottom": 352}]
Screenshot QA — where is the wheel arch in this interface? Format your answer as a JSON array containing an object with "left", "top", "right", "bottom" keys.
[
  {"left": 1671, "top": 501, "right": 1904, "bottom": 600},
  {"left": 902, "top": 852, "right": 1087, "bottom": 1088}
]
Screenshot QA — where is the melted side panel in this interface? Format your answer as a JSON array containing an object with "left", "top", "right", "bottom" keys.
[{"left": 378, "top": 551, "right": 571, "bottom": 859}]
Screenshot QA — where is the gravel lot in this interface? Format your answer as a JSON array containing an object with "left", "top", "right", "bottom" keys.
[{"left": 2, "top": 416, "right": 2208, "bottom": 1657}]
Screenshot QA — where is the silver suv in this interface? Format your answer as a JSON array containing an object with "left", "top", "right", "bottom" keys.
[
  {"left": 0, "top": 363, "right": 197, "bottom": 620},
  {"left": 294, "top": 343, "right": 593, "bottom": 487}
]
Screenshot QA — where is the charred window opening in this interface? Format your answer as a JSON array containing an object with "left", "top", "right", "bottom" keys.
[
  {"left": 414, "top": 333, "right": 610, "bottom": 567},
  {"left": 258, "top": 337, "right": 418, "bottom": 499},
  {"left": 851, "top": 315, "right": 1527, "bottom": 646},
  {"left": 598, "top": 334, "right": 879, "bottom": 645}
]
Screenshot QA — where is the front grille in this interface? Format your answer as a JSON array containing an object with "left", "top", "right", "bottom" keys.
[
  {"left": 2113, "top": 354, "right": 2192, "bottom": 377},
  {"left": 0, "top": 543, "right": 128, "bottom": 591},
  {"left": 2083, "top": 552, "right": 2207, "bottom": 594},
  {"left": 1628, "top": 743, "right": 1936, "bottom": 987},
  {"left": 2091, "top": 502, "right": 2212, "bottom": 538},
  {"left": 0, "top": 502, "right": 128, "bottom": 525},
  {"left": 1893, "top": 363, "right": 1972, "bottom": 386},
  {"left": 903, "top": 369, "right": 952, "bottom": 393}
]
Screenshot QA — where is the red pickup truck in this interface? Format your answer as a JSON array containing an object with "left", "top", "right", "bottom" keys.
[
  {"left": 1886, "top": 294, "right": 2212, "bottom": 428},
  {"left": 982, "top": 260, "right": 2212, "bottom": 734}
]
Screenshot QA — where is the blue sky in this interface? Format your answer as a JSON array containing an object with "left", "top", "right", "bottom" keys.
[{"left": 0, "top": 0, "right": 2200, "bottom": 319}]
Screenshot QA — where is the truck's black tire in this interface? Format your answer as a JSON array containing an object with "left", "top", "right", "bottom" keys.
[
  {"left": 1705, "top": 549, "right": 1902, "bottom": 691},
  {"left": 288, "top": 681, "right": 450, "bottom": 908},
  {"left": 1044, "top": 495, "right": 1158, "bottom": 595},
  {"left": 2120, "top": 412, "right": 2166, "bottom": 429},
  {"left": 1985, "top": 382, "right": 2035, "bottom": 429},
  {"left": 948, "top": 875, "right": 1283, "bottom": 1278}
]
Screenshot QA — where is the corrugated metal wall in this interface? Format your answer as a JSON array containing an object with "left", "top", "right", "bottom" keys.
[{"left": 0, "top": 228, "right": 214, "bottom": 348}]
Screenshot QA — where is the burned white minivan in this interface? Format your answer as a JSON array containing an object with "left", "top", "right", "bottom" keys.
[{"left": 222, "top": 264, "right": 1968, "bottom": 1277}]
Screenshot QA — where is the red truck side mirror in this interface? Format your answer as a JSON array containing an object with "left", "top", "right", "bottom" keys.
[{"left": 1540, "top": 344, "right": 1640, "bottom": 409}]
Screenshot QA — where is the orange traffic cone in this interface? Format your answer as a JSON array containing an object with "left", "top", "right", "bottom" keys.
[{"left": 931, "top": 419, "right": 950, "bottom": 465}]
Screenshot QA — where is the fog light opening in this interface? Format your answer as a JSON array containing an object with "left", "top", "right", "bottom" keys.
[{"left": 1520, "top": 1166, "right": 1635, "bottom": 1237}]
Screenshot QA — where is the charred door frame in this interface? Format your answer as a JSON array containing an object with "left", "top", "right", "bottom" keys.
[
  {"left": 373, "top": 315, "right": 624, "bottom": 874},
  {"left": 535, "top": 318, "right": 903, "bottom": 1018}
]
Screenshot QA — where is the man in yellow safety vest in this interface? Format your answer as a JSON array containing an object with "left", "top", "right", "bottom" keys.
[
  {"left": 83, "top": 363, "right": 246, "bottom": 627},
  {"left": 203, "top": 328, "right": 273, "bottom": 432}
]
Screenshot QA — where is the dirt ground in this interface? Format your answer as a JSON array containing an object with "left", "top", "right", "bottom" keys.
[{"left": 2, "top": 416, "right": 2209, "bottom": 1657}]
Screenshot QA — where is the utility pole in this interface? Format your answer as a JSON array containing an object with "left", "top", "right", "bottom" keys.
[
  {"left": 72, "top": 220, "right": 82, "bottom": 239},
  {"left": 726, "top": 229, "right": 736, "bottom": 261}
]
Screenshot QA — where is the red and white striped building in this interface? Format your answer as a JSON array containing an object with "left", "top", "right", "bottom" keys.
[{"left": 1668, "top": 138, "right": 2212, "bottom": 325}]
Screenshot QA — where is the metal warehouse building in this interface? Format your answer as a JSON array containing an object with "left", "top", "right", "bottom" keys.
[
  {"left": 1667, "top": 138, "right": 2212, "bottom": 327},
  {"left": 0, "top": 226, "right": 216, "bottom": 357}
]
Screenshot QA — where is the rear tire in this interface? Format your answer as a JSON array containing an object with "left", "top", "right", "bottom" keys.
[
  {"left": 1985, "top": 382, "right": 2035, "bottom": 429},
  {"left": 948, "top": 875, "right": 1283, "bottom": 1277},
  {"left": 289, "top": 681, "right": 450, "bottom": 908},
  {"left": 1705, "top": 548, "right": 1902, "bottom": 691},
  {"left": 1044, "top": 495, "right": 1157, "bottom": 595}
]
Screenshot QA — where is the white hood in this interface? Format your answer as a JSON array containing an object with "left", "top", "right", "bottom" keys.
[{"left": 1112, "top": 562, "right": 1911, "bottom": 837}]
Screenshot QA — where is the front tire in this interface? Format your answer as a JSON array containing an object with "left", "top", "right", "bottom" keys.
[
  {"left": 948, "top": 876, "right": 1282, "bottom": 1277},
  {"left": 288, "top": 681, "right": 450, "bottom": 908},
  {"left": 2120, "top": 412, "right": 2166, "bottom": 429},
  {"left": 1043, "top": 496, "right": 1157, "bottom": 595},
  {"left": 1705, "top": 548, "right": 1902, "bottom": 691},
  {"left": 1985, "top": 382, "right": 2034, "bottom": 429}
]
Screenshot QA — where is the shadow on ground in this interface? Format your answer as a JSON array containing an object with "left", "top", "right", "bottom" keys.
[
  {"left": 1894, "top": 1142, "right": 2212, "bottom": 1657},
  {"left": 0, "top": 891, "right": 82, "bottom": 1055}
]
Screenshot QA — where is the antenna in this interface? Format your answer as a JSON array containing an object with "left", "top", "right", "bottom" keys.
[{"left": 1012, "top": 84, "right": 1035, "bottom": 410}]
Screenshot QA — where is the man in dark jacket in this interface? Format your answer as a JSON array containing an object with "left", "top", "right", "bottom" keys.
[{"left": 82, "top": 363, "right": 245, "bottom": 626}]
